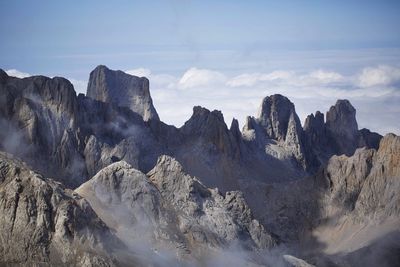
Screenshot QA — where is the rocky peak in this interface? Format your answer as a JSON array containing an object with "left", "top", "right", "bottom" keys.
[
  {"left": 181, "top": 106, "right": 226, "bottom": 134},
  {"left": 87, "top": 65, "right": 159, "bottom": 121},
  {"left": 230, "top": 118, "right": 242, "bottom": 140},
  {"left": 303, "top": 111, "right": 327, "bottom": 151},
  {"left": 304, "top": 111, "right": 324, "bottom": 132},
  {"left": 326, "top": 99, "right": 358, "bottom": 139},
  {"left": 325, "top": 100, "right": 358, "bottom": 156},
  {"left": 256, "top": 94, "right": 302, "bottom": 141}
]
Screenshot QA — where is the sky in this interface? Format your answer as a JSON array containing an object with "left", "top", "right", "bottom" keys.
[{"left": 1, "top": 0, "right": 400, "bottom": 134}]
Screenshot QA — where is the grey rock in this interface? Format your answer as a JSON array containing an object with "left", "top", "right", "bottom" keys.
[
  {"left": 283, "top": 255, "right": 316, "bottom": 267},
  {"left": 0, "top": 66, "right": 398, "bottom": 267},
  {"left": 326, "top": 99, "right": 359, "bottom": 156},
  {"left": 303, "top": 101, "right": 382, "bottom": 172},
  {"left": 87, "top": 65, "right": 159, "bottom": 121},
  {"left": 257, "top": 94, "right": 302, "bottom": 142},
  {"left": 242, "top": 94, "right": 307, "bottom": 174},
  {"left": 0, "top": 152, "right": 120, "bottom": 266},
  {"left": 76, "top": 155, "right": 276, "bottom": 265},
  {"left": 0, "top": 72, "right": 85, "bottom": 187}
]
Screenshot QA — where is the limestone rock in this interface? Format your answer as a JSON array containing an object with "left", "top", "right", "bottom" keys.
[
  {"left": 257, "top": 94, "right": 302, "bottom": 142},
  {"left": 0, "top": 71, "right": 85, "bottom": 187},
  {"left": 0, "top": 152, "right": 120, "bottom": 266},
  {"left": 76, "top": 155, "right": 276, "bottom": 266},
  {"left": 303, "top": 101, "right": 382, "bottom": 172},
  {"left": 243, "top": 94, "right": 307, "bottom": 171},
  {"left": 326, "top": 99, "right": 359, "bottom": 156},
  {"left": 87, "top": 65, "right": 159, "bottom": 121}
]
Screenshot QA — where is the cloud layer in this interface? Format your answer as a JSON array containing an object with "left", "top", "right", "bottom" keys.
[
  {"left": 140, "top": 65, "right": 400, "bottom": 135},
  {"left": 5, "top": 65, "right": 400, "bottom": 135}
]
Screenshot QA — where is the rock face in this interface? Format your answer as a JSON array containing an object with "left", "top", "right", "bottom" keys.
[
  {"left": 0, "top": 71, "right": 85, "bottom": 187},
  {"left": 257, "top": 94, "right": 302, "bottom": 142},
  {"left": 0, "top": 152, "right": 120, "bottom": 266},
  {"left": 303, "top": 100, "right": 382, "bottom": 172},
  {"left": 325, "top": 99, "right": 359, "bottom": 155},
  {"left": 242, "top": 94, "right": 307, "bottom": 174},
  {"left": 87, "top": 65, "right": 159, "bottom": 121},
  {"left": 76, "top": 156, "right": 276, "bottom": 266}
]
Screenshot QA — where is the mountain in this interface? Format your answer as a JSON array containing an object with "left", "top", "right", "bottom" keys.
[
  {"left": 0, "top": 152, "right": 121, "bottom": 266},
  {"left": 87, "top": 65, "right": 159, "bottom": 121},
  {"left": 0, "top": 65, "right": 398, "bottom": 266},
  {"left": 76, "top": 155, "right": 276, "bottom": 266}
]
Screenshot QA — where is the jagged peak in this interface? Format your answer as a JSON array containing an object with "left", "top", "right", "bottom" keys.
[
  {"left": 304, "top": 110, "right": 324, "bottom": 132},
  {"left": 256, "top": 94, "right": 295, "bottom": 119},
  {"left": 230, "top": 118, "right": 240, "bottom": 132},
  {"left": 148, "top": 155, "right": 185, "bottom": 177},
  {"left": 181, "top": 106, "right": 227, "bottom": 133},
  {"left": 191, "top": 106, "right": 224, "bottom": 122},
  {"left": 256, "top": 94, "right": 301, "bottom": 141},
  {"left": 326, "top": 99, "right": 358, "bottom": 136}
]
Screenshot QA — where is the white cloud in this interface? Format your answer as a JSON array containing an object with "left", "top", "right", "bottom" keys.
[
  {"left": 125, "top": 68, "right": 152, "bottom": 78},
  {"left": 260, "top": 70, "right": 294, "bottom": 81},
  {"left": 227, "top": 70, "right": 344, "bottom": 88},
  {"left": 178, "top": 67, "right": 226, "bottom": 89},
  {"left": 148, "top": 66, "right": 400, "bottom": 134},
  {"left": 227, "top": 71, "right": 294, "bottom": 87},
  {"left": 227, "top": 73, "right": 262, "bottom": 87},
  {"left": 5, "top": 69, "right": 31, "bottom": 78},
  {"left": 357, "top": 65, "right": 400, "bottom": 88},
  {"left": 306, "top": 70, "right": 344, "bottom": 84},
  {"left": 69, "top": 79, "right": 87, "bottom": 95}
]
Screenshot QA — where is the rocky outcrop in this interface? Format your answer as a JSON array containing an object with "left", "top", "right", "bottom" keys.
[
  {"left": 76, "top": 156, "right": 276, "bottom": 265},
  {"left": 148, "top": 155, "right": 276, "bottom": 250},
  {"left": 0, "top": 152, "right": 120, "bottom": 266},
  {"left": 256, "top": 94, "right": 302, "bottom": 142},
  {"left": 303, "top": 100, "right": 382, "bottom": 172},
  {"left": 353, "top": 133, "right": 400, "bottom": 218},
  {"left": 326, "top": 99, "right": 359, "bottom": 156},
  {"left": 0, "top": 71, "right": 85, "bottom": 187},
  {"left": 87, "top": 65, "right": 159, "bottom": 121},
  {"left": 304, "top": 133, "right": 400, "bottom": 265},
  {"left": 0, "top": 68, "right": 167, "bottom": 187},
  {"left": 243, "top": 94, "right": 307, "bottom": 171}
]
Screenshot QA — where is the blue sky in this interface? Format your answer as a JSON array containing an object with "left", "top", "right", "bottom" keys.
[{"left": 1, "top": 1, "right": 400, "bottom": 133}]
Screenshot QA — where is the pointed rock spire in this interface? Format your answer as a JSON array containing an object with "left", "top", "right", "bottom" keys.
[
  {"left": 257, "top": 94, "right": 302, "bottom": 142},
  {"left": 326, "top": 99, "right": 358, "bottom": 155}
]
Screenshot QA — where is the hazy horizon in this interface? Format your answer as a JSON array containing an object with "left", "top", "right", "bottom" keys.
[{"left": 1, "top": 1, "right": 400, "bottom": 134}]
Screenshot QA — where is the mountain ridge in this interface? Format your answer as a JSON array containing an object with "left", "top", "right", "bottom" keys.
[{"left": 0, "top": 65, "right": 398, "bottom": 267}]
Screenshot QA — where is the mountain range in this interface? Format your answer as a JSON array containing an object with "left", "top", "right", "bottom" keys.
[{"left": 0, "top": 65, "right": 398, "bottom": 267}]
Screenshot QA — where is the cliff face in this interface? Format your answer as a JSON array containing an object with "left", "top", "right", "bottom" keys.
[
  {"left": 0, "top": 71, "right": 84, "bottom": 187},
  {"left": 303, "top": 100, "right": 382, "bottom": 172},
  {"left": 87, "top": 65, "right": 159, "bottom": 121},
  {"left": 0, "top": 152, "right": 120, "bottom": 266}
]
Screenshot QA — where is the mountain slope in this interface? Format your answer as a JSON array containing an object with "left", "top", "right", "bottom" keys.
[
  {"left": 76, "top": 155, "right": 276, "bottom": 266},
  {"left": 0, "top": 152, "right": 121, "bottom": 266}
]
